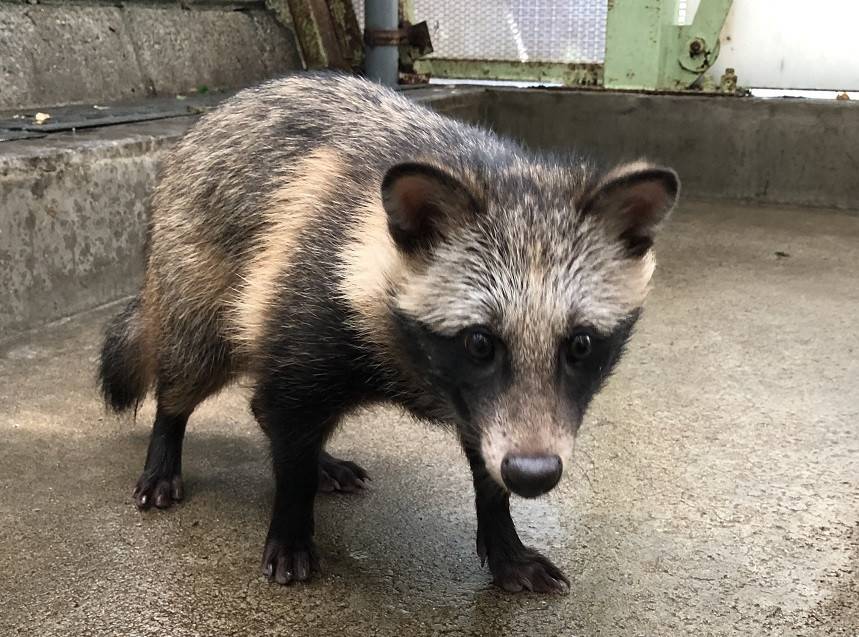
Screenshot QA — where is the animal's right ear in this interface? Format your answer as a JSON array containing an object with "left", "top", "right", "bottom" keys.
[
  {"left": 580, "top": 163, "right": 680, "bottom": 258},
  {"left": 381, "top": 162, "right": 479, "bottom": 254}
]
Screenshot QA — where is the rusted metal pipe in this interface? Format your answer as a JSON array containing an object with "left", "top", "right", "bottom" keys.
[{"left": 364, "top": 0, "right": 398, "bottom": 86}]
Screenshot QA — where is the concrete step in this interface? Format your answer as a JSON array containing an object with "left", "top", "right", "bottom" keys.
[
  {"left": 0, "top": 112, "right": 191, "bottom": 341},
  {"left": 0, "top": 85, "right": 485, "bottom": 341}
]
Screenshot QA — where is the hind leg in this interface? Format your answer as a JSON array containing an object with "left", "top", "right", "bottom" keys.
[
  {"left": 317, "top": 450, "right": 369, "bottom": 493},
  {"left": 133, "top": 405, "right": 188, "bottom": 509},
  {"left": 132, "top": 327, "right": 232, "bottom": 510},
  {"left": 132, "top": 373, "right": 221, "bottom": 510}
]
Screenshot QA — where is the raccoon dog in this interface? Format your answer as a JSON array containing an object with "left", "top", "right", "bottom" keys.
[{"left": 99, "top": 72, "right": 679, "bottom": 593}]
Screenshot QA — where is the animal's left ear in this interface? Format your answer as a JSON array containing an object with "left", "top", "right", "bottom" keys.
[
  {"left": 580, "top": 163, "right": 680, "bottom": 257},
  {"left": 381, "top": 162, "right": 479, "bottom": 255}
]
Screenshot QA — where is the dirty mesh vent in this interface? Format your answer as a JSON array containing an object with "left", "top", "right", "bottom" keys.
[{"left": 352, "top": 0, "right": 607, "bottom": 64}]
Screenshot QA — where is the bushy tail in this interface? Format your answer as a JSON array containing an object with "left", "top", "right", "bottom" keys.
[{"left": 99, "top": 296, "right": 153, "bottom": 412}]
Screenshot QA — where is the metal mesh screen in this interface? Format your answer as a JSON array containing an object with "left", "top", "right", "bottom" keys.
[{"left": 352, "top": 0, "right": 607, "bottom": 64}]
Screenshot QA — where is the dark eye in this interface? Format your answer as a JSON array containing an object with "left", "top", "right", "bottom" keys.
[
  {"left": 565, "top": 332, "right": 593, "bottom": 365},
  {"left": 464, "top": 329, "right": 495, "bottom": 363}
]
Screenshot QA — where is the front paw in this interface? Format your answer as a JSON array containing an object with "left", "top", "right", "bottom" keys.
[
  {"left": 479, "top": 538, "right": 569, "bottom": 593},
  {"left": 261, "top": 537, "right": 320, "bottom": 585},
  {"left": 132, "top": 472, "right": 184, "bottom": 510}
]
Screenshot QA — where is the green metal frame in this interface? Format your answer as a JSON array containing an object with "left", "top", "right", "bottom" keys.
[
  {"left": 405, "top": 0, "right": 734, "bottom": 91},
  {"left": 413, "top": 59, "right": 602, "bottom": 86},
  {"left": 604, "top": 0, "right": 733, "bottom": 91}
]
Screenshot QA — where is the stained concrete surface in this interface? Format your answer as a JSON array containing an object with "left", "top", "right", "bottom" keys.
[
  {"left": 0, "top": 200, "right": 857, "bottom": 636},
  {"left": 0, "top": 118, "right": 188, "bottom": 340}
]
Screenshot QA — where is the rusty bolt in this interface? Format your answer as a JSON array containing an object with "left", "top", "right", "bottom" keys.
[{"left": 689, "top": 38, "right": 705, "bottom": 55}]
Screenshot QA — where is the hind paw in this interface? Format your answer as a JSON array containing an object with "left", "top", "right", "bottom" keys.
[
  {"left": 318, "top": 451, "right": 369, "bottom": 493},
  {"left": 133, "top": 474, "right": 184, "bottom": 510}
]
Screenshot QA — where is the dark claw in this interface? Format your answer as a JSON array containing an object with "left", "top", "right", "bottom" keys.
[
  {"left": 476, "top": 530, "right": 488, "bottom": 567},
  {"left": 170, "top": 477, "right": 184, "bottom": 501},
  {"left": 133, "top": 474, "right": 184, "bottom": 510},
  {"left": 317, "top": 471, "right": 340, "bottom": 493},
  {"left": 318, "top": 452, "right": 369, "bottom": 494},
  {"left": 486, "top": 546, "right": 570, "bottom": 594},
  {"left": 262, "top": 538, "right": 320, "bottom": 586},
  {"left": 293, "top": 550, "right": 310, "bottom": 581}
]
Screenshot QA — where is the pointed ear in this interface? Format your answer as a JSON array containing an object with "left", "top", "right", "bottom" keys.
[
  {"left": 580, "top": 163, "right": 680, "bottom": 257},
  {"left": 381, "top": 162, "right": 479, "bottom": 254}
]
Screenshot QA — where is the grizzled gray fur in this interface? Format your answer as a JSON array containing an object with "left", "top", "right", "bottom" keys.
[{"left": 100, "top": 72, "right": 679, "bottom": 593}]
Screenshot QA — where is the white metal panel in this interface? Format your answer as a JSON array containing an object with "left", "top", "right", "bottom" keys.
[
  {"left": 708, "top": 0, "right": 859, "bottom": 90},
  {"left": 353, "top": 0, "right": 608, "bottom": 63}
]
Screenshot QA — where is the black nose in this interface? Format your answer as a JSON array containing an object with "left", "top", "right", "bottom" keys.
[{"left": 500, "top": 454, "right": 563, "bottom": 498}]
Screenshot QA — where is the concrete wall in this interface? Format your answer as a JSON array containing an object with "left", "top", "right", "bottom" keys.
[
  {"left": 0, "top": 3, "right": 302, "bottom": 110},
  {"left": 482, "top": 88, "right": 859, "bottom": 211}
]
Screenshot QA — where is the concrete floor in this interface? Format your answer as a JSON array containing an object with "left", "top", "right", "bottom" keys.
[{"left": 0, "top": 200, "right": 856, "bottom": 636}]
